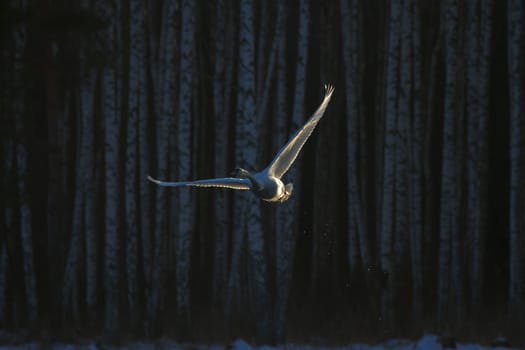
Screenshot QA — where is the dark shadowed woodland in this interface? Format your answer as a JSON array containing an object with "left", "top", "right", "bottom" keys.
[{"left": 1, "top": 0, "right": 525, "bottom": 346}]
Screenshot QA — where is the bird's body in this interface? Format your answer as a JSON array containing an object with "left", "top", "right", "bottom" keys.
[
  {"left": 244, "top": 172, "right": 291, "bottom": 202},
  {"left": 148, "top": 84, "right": 334, "bottom": 202}
]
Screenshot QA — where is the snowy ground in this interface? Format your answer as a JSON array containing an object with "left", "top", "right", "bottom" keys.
[{"left": 0, "top": 335, "right": 519, "bottom": 350}]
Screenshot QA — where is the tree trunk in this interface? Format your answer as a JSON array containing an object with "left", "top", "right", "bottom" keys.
[
  {"left": 507, "top": 0, "right": 525, "bottom": 321},
  {"left": 0, "top": 138, "right": 15, "bottom": 327},
  {"left": 274, "top": 1, "right": 287, "bottom": 343},
  {"left": 83, "top": 68, "right": 97, "bottom": 322},
  {"left": 255, "top": 1, "right": 270, "bottom": 104},
  {"left": 79, "top": 3, "right": 98, "bottom": 321},
  {"left": 465, "top": 0, "right": 491, "bottom": 311},
  {"left": 100, "top": 0, "right": 122, "bottom": 332},
  {"left": 236, "top": 0, "right": 271, "bottom": 343},
  {"left": 274, "top": 0, "right": 309, "bottom": 343},
  {"left": 218, "top": 3, "right": 239, "bottom": 324},
  {"left": 212, "top": 0, "right": 230, "bottom": 312},
  {"left": 125, "top": 0, "right": 146, "bottom": 328},
  {"left": 176, "top": 0, "right": 195, "bottom": 336},
  {"left": 14, "top": 21, "right": 39, "bottom": 327},
  {"left": 77, "top": 6, "right": 98, "bottom": 315},
  {"left": 394, "top": 0, "right": 411, "bottom": 311},
  {"left": 341, "top": 0, "right": 368, "bottom": 276},
  {"left": 1, "top": 140, "right": 15, "bottom": 325},
  {"left": 408, "top": 0, "right": 424, "bottom": 321},
  {"left": 139, "top": 0, "right": 153, "bottom": 333},
  {"left": 16, "top": 128, "right": 39, "bottom": 326},
  {"left": 0, "top": 244, "right": 7, "bottom": 323},
  {"left": 438, "top": 0, "right": 459, "bottom": 324},
  {"left": 62, "top": 79, "right": 91, "bottom": 321},
  {"left": 0, "top": 140, "right": 14, "bottom": 323},
  {"left": 150, "top": 0, "right": 177, "bottom": 333},
  {"left": 380, "top": 0, "right": 400, "bottom": 329}
]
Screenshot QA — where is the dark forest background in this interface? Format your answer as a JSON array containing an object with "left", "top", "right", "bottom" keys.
[{"left": 1, "top": 0, "right": 525, "bottom": 346}]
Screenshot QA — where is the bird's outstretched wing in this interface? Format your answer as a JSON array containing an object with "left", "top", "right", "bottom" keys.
[
  {"left": 147, "top": 175, "right": 251, "bottom": 190},
  {"left": 266, "top": 84, "right": 334, "bottom": 178}
]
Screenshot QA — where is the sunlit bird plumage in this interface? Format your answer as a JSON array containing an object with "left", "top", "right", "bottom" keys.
[{"left": 148, "top": 84, "right": 334, "bottom": 202}]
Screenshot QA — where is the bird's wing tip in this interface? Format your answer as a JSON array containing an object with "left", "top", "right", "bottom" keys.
[
  {"left": 324, "top": 84, "right": 335, "bottom": 97},
  {"left": 147, "top": 175, "right": 159, "bottom": 184}
]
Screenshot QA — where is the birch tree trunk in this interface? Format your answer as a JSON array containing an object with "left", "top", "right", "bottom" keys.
[
  {"left": 214, "top": 4, "right": 240, "bottom": 320},
  {"left": 60, "top": 29, "right": 97, "bottom": 321},
  {"left": 465, "top": 0, "right": 491, "bottom": 311},
  {"left": 149, "top": 1, "right": 177, "bottom": 332},
  {"left": 100, "top": 0, "right": 122, "bottom": 332},
  {"left": 16, "top": 107, "right": 39, "bottom": 327},
  {"left": 176, "top": 0, "right": 195, "bottom": 336},
  {"left": 255, "top": 1, "right": 270, "bottom": 104},
  {"left": 83, "top": 69, "right": 97, "bottom": 322},
  {"left": 275, "top": 0, "right": 288, "bottom": 288},
  {"left": 380, "top": 0, "right": 400, "bottom": 329},
  {"left": 13, "top": 18, "right": 38, "bottom": 327},
  {"left": 274, "top": 1, "right": 288, "bottom": 342},
  {"left": 74, "top": 2, "right": 97, "bottom": 322},
  {"left": 227, "top": 0, "right": 251, "bottom": 323},
  {"left": 253, "top": 2, "right": 280, "bottom": 146},
  {"left": 341, "top": 0, "right": 368, "bottom": 276},
  {"left": 274, "top": 0, "right": 309, "bottom": 343},
  {"left": 374, "top": 3, "right": 388, "bottom": 237},
  {"left": 507, "top": 0, "right": 525, "bottom": 321},
  {"left": 46, "top": 37, "right": 68, "bottom": 326},
  {"left": 0, "top": 244, "right": 7, "bottom": 323},
  {"left": 408, "top": 0, "right": 424, "bottom": 321},
  {"left": 139, "top": 2, "right": 154, "bottom": 333},
  {"left": 438, "top": 0, "right": 459, "bottom": 324},
  {"left": 236, "top": 0, "right": 271, "bottom": 342},
  {"left": 212, "top": 0, "right": 231, "bottom": 311},
  {"left": 394, "top": 0, "right": 411, "bottom": 299},
  {"left": 226, "top": 2, "right": 279, "bottom": 318},
  {"left": 125, "top": 0, "right": 146, "bottom": 328},
  {"left": 311, "top": 14, "right": 339, "bottom": 309},
  {"left": 76, "top": 4, "right": 98, "bottom": 320},
  {"left": 62, "top": 73, "right": 94, "bottom": 321},
  {"left": 150, "top": 0, "right": 177, "bottom": 333},
  {"left": 0, "top": 141, "right": 14, "bottom": 324},
  {"left": 212, "top": 1, "right": 237, "bottom": 317}
]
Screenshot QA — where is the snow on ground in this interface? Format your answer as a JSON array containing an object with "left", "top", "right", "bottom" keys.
[{"left": 0, "top": 335, "right": 519, "bottom": 350}]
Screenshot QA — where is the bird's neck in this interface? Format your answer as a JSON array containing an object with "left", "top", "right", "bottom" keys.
[{"left": 245, "top": 172, "right": 263, "bottom": 191}]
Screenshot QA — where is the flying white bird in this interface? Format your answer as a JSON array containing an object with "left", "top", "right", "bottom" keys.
[{"left": 148, "top": 84, "right": 334, "bottom": 202}]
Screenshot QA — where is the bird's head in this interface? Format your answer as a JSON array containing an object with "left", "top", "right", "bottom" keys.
[{"left": 278, "top": 183, "right": 294, "bottom": 202}]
